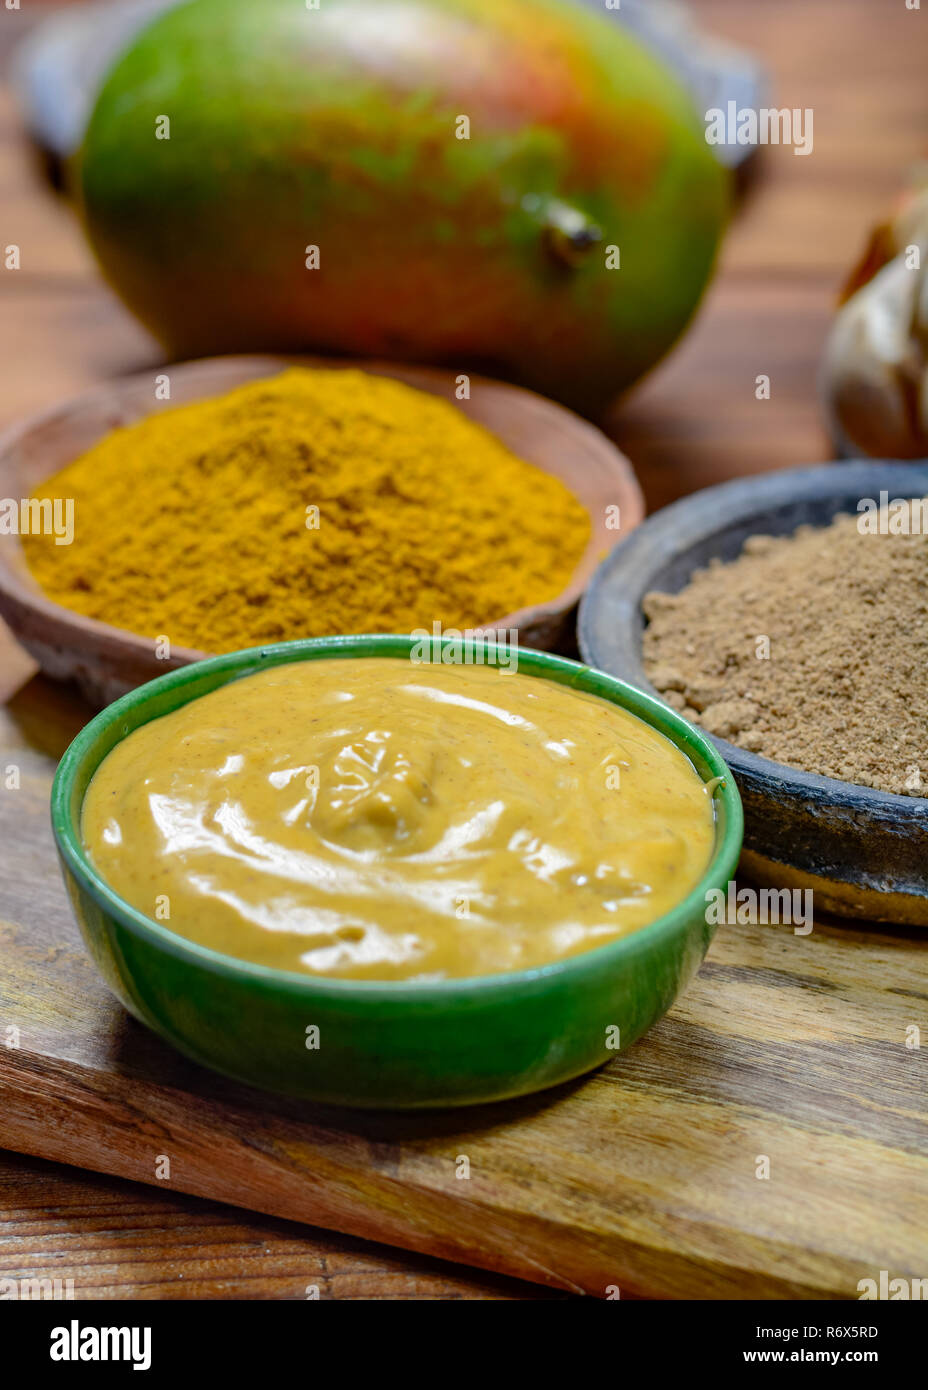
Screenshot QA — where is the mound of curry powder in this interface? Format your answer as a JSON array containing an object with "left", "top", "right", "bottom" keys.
[{"left": 23, "top": 368, "right": 589, "bottom": 652}]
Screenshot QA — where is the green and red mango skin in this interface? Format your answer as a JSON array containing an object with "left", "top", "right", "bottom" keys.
[{"left": 78, "top": 0, "right": 729, "bottom": 413}]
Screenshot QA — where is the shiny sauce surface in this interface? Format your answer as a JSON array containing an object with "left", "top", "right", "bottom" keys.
[{"left": 82, "top": 659, "right": 716, "bottom": 981}]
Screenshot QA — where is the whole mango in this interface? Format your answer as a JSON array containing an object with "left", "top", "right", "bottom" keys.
[{"left": 78, "top": 0, "right": 729, "bottom": 413}]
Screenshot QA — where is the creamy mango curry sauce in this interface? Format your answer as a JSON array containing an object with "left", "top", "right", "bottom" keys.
[{"left": 82, "top": 659, "right": 715, "bottom": 981}]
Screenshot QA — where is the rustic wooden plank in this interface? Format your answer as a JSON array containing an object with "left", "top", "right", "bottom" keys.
[
  {"left": 0, "top": 662, "right": 571, "bottom": 1301},
  {"left": 0, "top": 717, "right": 924, "bottom": 1300},
  {"left": 0, "top": 1151, "right": 564, "bottom": 1300},
  {"left": 0, "top": 0, "right": 926, "bottom": 1300}
]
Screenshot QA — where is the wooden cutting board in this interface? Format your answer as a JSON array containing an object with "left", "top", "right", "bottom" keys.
[{"left": 1, "top": 667, "right": 926, "bottom": 1300}]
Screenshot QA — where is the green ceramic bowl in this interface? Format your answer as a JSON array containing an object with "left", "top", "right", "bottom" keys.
[{"left": 52, "top": 635, "right": 743, "bottom": 1109}]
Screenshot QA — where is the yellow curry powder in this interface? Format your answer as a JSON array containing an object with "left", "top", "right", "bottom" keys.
[{"left": 23, "top": 368, "right": 589, "bottom": 652}]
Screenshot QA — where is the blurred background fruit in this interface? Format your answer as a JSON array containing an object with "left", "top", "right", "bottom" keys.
[
  {"left": 15, "top": 0, "right": 764, "bottom": 172},
  {"left": 70, "top": 0, "right": 729, "bottom": 414},
  {"left": 823, "top": 175, "right": 928, "bottom": 459}
]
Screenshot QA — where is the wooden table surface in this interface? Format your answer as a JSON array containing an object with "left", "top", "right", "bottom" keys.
[{"left": 0, "top": 0, "right": 925, "bottom": 1299}]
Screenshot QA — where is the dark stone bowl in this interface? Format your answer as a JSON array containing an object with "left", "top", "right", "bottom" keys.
[{"left": 578, "top": 462, "right": 928, "bottom": 926}]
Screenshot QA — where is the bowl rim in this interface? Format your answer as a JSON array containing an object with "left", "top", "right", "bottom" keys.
[
  {"left": 0, "top": 353, "right": 645, "bottom": 668},
  {"left": 578, "top": 460, "right": 928, "bottom": 820},
  {"left": 51, "top": 634, "right": 744, "bottom": 1001}
]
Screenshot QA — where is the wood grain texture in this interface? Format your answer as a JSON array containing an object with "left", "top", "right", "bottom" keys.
[
  {"left": 0, "top": 689, "right": 925, "bottom": 1300},
  {"left": 0, "top": 1151, "right": 568, "bottom": 1300},
  {"left": 0, "top": 3, "right": 573, "bottom": 1302},
  {"left": 609, "top": 0, "right": 928, "bottom": 510},
  {"left": 0, "top": 0, "right": 926, "bottom": 1300},
  {"left": 0, "top": 680, "right": 565, "bottom": 1301}
]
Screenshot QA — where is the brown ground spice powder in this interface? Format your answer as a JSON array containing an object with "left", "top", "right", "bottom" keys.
[{"left": 642, "top": 507, "right": 928, "bottom": 795}]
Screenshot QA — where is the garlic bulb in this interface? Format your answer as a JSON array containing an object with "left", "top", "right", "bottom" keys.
[{"left": 823, "top": 186, "right": 928, "bottom": 459}]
